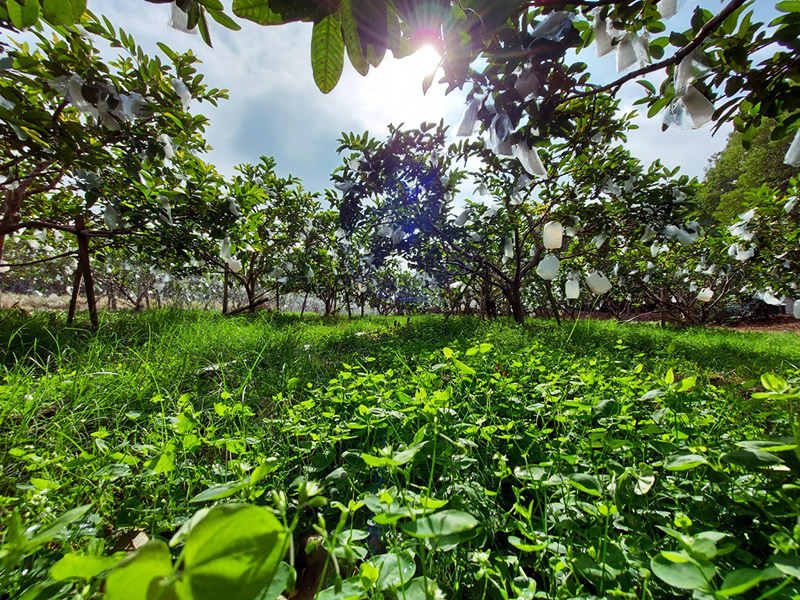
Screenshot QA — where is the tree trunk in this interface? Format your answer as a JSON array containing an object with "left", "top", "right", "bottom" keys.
[
  {"left": 247, "top": 284, "right": 256, "bottom": 313},
  {"left": 544, "top": 281, "right": 562, "bottom": 327},
  {"left": 505, "top": 285, "right": 525, "bottom": 325},
  {"left": 300, "top": 290, "right": 309, "bottom": 316},
  {"left": 222, "top": 268, "right": 229, "bottom": 314},
  {"left": 345, "top": 288, "right": 352, "bottom": 319},
  {"left": 76, "top": 217, "right": 98, "bottom": 328},
  {"left": 67, "top": 263, "right": 83, "bottom": 324},
  {"left": 276, "top": 286, "right": 280, "bottom": 312},
  {"left": 360, "top": 300, "right": 365, "bottom": 317}
]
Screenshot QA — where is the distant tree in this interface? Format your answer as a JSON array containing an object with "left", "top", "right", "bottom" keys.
[{"left": 697, "top": 120, "right": 799, "bottom": 222}]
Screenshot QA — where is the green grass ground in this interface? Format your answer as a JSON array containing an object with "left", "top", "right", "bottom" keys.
[{"left": 1, "top": 310, "right": 800, "bottom": 599}]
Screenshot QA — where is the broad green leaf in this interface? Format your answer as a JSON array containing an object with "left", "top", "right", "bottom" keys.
[
  {"left": 372, "top": 551, "right": 416, "bottom": 590},
  {"left": 442, "top": 347, "right": 454, "bottom": 358},
  {"left": 7, "top": 0, "right": 40, "bottom": 28},
  {"left": 28, "top": 504, "right": 93, "bottom": 550},
  {"left": 147, "top": 443, "right": 176, "bottom": 474},
  {"left": 317, "top": 576, "right": 363, "bottom": 600},
  {"left": 105, "top": 540, "right": 176, "bottom": 600},
  {"left": 189, "top": 481, "right": 246, "bottom": 503},
  {"left": 569, "top": 473, "right": 603, "bottom": 496},
  {"left": 50, "top": 553, "right": 119, "bottom": 581},
  {"left": 174, "top": 503, "right": 288, "bottom": 600},
  {"left": 400, "top": 509, "right": 479, "bottom": 538},
  {"left": 170, "top": 508, "right": 211, "bottom": 547},
  {"left": 721, "top": 448, "right": 783, "bottom": 468},
  {"left": 651, "top": 552, "right": 716, "bottom": 590},
  {"left": 338, "top": 0, "right": 369, "bottom": 75},
  {"left": 761, "top": 373, "right": 787, "bottom": 392},
  {"left": 351, "top": 0, "right": 387, "bottom": 67},
  {"left": 360, "top": 561, "right": 379, "bottom": 589},
  {"left": 677, "top": 376, "right": 697, "bottom": 392},
  {"left": 41, "top": 0, "right": 85, "bottom": 24},
  {"left": 311, "top": 14, "right": 344, "bottom": 94},
  {"left": 232, "top": 0, "right": 316, "bottom": 25},
  {"left": 453, "top": 358, "right": 475, "bottom": 375},
  {"left": 259, "top": 561, "right": 294, "bottom": 600},
  {"left": 776, "top": 0, "right": 800, "bottom": 11},
  {"left": 774, "top": 554, "right": 800, "bottom": 578},
  {"left": 737, "top": 440, "right": 797, "bottom": 452},
  {"left": 664, "top": 454, "right": 707, "bottom": 471},
  {"left": 287, "top": 377, "right": 301, "bottom": 390},
  {"left": 402, "top": 577, "right": 442, "bottom": 600},
  {"left": 719, "top": 568, "right": 766, "bottom": 597},
  {"left": 634, "top": 467, "right": 655, "bottom": 495}
]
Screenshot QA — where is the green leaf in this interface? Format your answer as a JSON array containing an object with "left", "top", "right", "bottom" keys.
[
  {"left": 400, "top": 509, "right": 479, "bottom": 538},
  {"left": 371, "top": 551, "right": 416, "bottom": 590},
  {"left": 338, "top": 0, "right": 369, "bottom": 75},
  {"left": 776, "top": 1, "right": 800, "bottom": 12},
  {"left": 351, "top": 0, "right": 387, "bottom": 66},
  {"left": 174, "top": 503, "right": 288, "bottom": 600},
  {"left": 634, "top": 467, "right": 655, "bottom": 495},
  {"left": 287, "top": 377, "right": 301, "bottom": 390},
  {"left": 232, "top": 0, "right": 316, "bottom": 25},
  {"left": 651, "top": 552, "right": 716, "bottom": 590},
  {"left": 28, "top": 504, "right": 93, "bottom": 550},
  {"left": 147, "top": 443, "right": 176, "bottom": 474},
  {"left": 774, "top": 554, "right": 800, "bottom": 578},
  {"left": 721, "top": 449, "right": 783, "bottom": 468},
  {"left": 453, "top": 358, "right": 475, "bottom": 376},
  {"left": 664, "top": 454, "right": 707, "bottom": 471},
  {"left": 360, "top": 561, "right": 379, "bottom": 589},
  {"left": 207, "top": 8, "right": 242, "bottom": 30},
  {"left": 106, "top": 540, "right": 176, "bottom": 600},
  {"left": 260, "top": 562, "right": 294, "bottom": 599},
  {"left": 190, "top": 481, "right": 246, "bottom": 503},
  {"left": 761, "top": 373, "right": 787, "bottom": 392},
  {"left": 317, "top": 576, "right": 363, "bottom": 600},
  {"left": 311, "top": 14, "right": 344, "bottom": 94},
  {"left": 569, "top": 473, "right": 603, "bottom": 496},
  {"left": 51, "top": 553, "right": 120, "bottom": 581},
  {"left": 41, "top": 0, "right": 85, "bottom": 24},
  {"left": 7, "top": 0, "right": 40, "bottom": 28},
  {"left": 719, "top": 568, "right": 767, "bottom": 597},
  {"left": 195, "top": 0, "right": 224, "bottom": 9},
  {"left": 401, "top": 577, "right": 442, "bottom": 600}
]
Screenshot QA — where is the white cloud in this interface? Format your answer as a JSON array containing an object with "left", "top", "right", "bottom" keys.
[{"left": 92, "top": 1, "right": 467, "bottom": 192}]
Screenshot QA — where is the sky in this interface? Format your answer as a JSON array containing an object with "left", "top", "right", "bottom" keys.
[{"left": 89, "top": 1, "right": 762, "bottom": 195}]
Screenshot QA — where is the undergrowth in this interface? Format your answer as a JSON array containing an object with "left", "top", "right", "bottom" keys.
[{"left": 1, "top": 310, "right": 800, "bottom": 600}]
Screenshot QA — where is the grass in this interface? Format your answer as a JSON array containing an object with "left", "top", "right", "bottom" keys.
[{"left": 1, "top": 310, "right": 799, "bottom": 600}]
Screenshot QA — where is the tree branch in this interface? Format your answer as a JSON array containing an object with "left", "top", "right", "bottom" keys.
[{"left": 569, "top": 0, "right": 747, "bottom": 100}]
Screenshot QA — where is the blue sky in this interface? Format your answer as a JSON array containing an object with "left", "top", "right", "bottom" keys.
[{"left": 91, "top": 1, "right": 769, "bottom": 194}]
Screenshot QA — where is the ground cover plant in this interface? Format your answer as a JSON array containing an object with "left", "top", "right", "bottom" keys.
[{"left": 1, "top": 311, "right": 800, "bottom": 599}]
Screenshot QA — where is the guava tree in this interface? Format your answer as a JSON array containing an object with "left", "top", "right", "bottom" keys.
[
  {"left": 284, "top": 207, "right": 344, "bottom": 316},
  {"left": 216, "top": 157, "right": 317, "bottom": 313},
  {"left": 0, "top": 16, "right": 227, "bottom": 325},
  {"left": 334, "top": 94, "right": 695, "bottom": 323}
]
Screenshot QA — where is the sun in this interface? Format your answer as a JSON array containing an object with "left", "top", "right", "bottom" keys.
[{"left": 408, "top": 43, "right": 443, "bottom": 78}]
